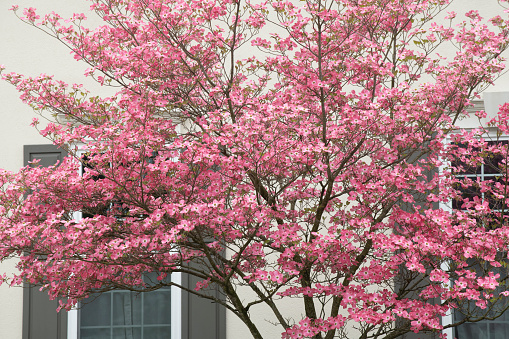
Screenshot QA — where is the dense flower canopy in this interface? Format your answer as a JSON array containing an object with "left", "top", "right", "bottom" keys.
[{"left": 3, "top": 0, "right": 509, "bottom": 338}]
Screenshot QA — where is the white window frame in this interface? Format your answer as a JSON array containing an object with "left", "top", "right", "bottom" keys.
[{"left": 66, "top": 148, "right": 182, "bottom": 339}]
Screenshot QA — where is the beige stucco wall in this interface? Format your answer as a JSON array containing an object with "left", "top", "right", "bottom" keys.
[
  {"left": 2, "top": 1, "right": 509, "bottom": 339},
  {"left": 0, "top": 1, "right": 97, "bottom": 338}
]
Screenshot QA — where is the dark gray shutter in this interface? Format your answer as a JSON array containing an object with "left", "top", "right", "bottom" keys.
[
  {"left": 24, "top": 144, "right": 66, "bottom": 169},
  {"left": 181, "top": 273, "right": 226, "bottom": 339},
  {"left": 395, "top": 147, "right": 439, "bottom": 339},
  {"left": 22, "top": 287, "right": 67, "bottom": 339},
  {"left": 23, "top": 145, "right": 67, "bottom": 339}
]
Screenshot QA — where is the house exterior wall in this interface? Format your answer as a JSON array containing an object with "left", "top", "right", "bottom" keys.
[
  {"left": 2, "top": 1, "right": 509, "bottom": 339},
  {"left": 0, "top": 2, "right": 88, "bottom": 337}
]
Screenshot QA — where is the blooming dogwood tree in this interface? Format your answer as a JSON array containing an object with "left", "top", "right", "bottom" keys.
[{"left": 3, "top": 0, "right": 509, "bottom": 338}]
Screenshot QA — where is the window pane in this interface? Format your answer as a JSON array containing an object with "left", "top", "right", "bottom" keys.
[
  {"left": 452, "top": 145, "right": 481, "bottom": 175},
  {"left": 143, "top": 291, "right": 171, "bottom": 325},
  {"left": 112, "top": 327, "right": 141, "bottom": 339},
  {"left": 81, "top": 293, "right": 111, "bottom": 327},
  {"left": 490, "top": 323, "right": 509, "bottom": 338},
  {"left": 486, "top": 177, "right": 509, "bottom": 211},
  {"left": 456, "top": 323, "right": 489, "bottom": 339},
  {"left": 485, "top": 141, "right": 509, "bottom": 175},
  {"left": 452, "top": 182, "right": 481, "bottom": 210},
  {"left": 81, "top": 328, "right": 111, "bottom": 339},
  {"left": 143, "top": 326, "right": 171, "bottom": 338},
  {"left": 113, "top": 291, "right": 142, "bottom": 326}
]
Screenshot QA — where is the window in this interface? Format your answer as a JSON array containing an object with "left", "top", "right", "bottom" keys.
[
  {"left": 68, "top": 151, "right": 181, "bottom": 339},
  {"left": 446, "top": 139, "right": 509, "bottom": 339},
  {"left": 22, "top": 144, "right": 225, "bottom": 339}
]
